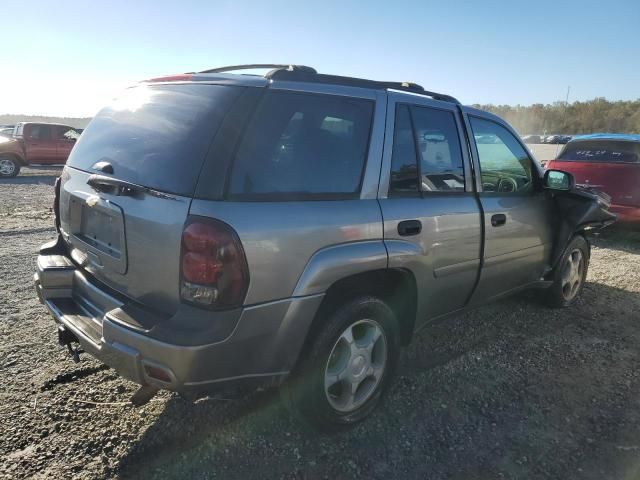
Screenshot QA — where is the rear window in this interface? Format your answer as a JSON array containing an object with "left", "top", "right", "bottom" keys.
[
  {"left": 67, "top": 84, "right": 244, "bottom": 195},
  {"left": 228, "top": 91, "right": 374, "bottom": 200},
  {"left": 558, "top": 141, "right": 640, "bottom": 164}
]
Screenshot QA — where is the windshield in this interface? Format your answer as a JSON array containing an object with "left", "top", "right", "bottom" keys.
[
  {"left": 558, "top": 140, "right": 640, "bottom": 164},
  {"left": 66, "top": 83, "right": 243, "bottom": 195}
]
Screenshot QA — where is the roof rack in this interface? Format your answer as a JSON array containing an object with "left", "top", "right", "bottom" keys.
[
  {"left": 198, "top": 64, "right": 317, "bottom": 75},
  {"left": 196, "top": 64, "right": 460, "bottom": 104}
]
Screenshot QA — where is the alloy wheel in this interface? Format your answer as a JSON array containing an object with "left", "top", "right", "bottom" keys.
[
  {"left": 0, "top": 159, "right": 16, "bottom": 176},
  {"left": 324, "top": 319, "right": 388, "bottom": 413},
  {"left": 561, "top": 248, "right": 584, "bottom": 301}
]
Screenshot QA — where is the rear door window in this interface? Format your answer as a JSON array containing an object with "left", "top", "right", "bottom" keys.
[
  {"left": 388, "top": 104, "right": 465, "bottom": 194},
  {"left": 412, "top": 106, "right": 465, "bottom": 192},
  {"left": 389, "top": 105, "right": 419, "bottom": 194},
  {"left": 228, "top": 91, "right": 374, "bottom": 199},
  {"left": 558, "top": 141, "right": 640, "bottom": 163},
  {"left": 66, "top": 84, "right": 244, "bottom": 196},
  {"left": 29, "top": 124, "right": 52, "bottom": 140},
  {"left": 55, "top": 126, "right": 81, "bottom": 141}
]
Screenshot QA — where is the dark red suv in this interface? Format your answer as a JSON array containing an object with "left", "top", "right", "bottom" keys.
[{"left": 0, "top": 122, "right": 81, "bottom": 177}]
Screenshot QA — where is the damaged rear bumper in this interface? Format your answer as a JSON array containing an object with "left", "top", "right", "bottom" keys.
[{"left": 34, "top": 238, "right": 323, "bottom": 393}]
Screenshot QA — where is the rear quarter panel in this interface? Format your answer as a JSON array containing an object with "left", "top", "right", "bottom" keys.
[{"left": 188, "top": 199, "right": 384, "bottom": 305}]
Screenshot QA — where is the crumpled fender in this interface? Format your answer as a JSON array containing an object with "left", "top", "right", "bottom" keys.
[{"left": 548, "top": 186, "right": 617, "bottom": 273}]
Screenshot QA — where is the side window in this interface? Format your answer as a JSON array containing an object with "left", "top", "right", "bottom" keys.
[
  {"left": 470, "top": 117, "right": 534, "bottom": 193},
  {"left": 229, "top": 91, "right": 373, "bottom": 198},
  {"left": 56, "top": 127, "right": 80, "bottom": 140},
  {"left": 389, "top": 104, "right": 465, "bottom": 194},
  {"left": 389, "top": 105, "right": 419, "bottom": 194},
  {"left": 411, "top": 106, "right": 465, "bottom": 192},
  {"left": 29, "top": 125, "right": 51, "bottom": 140}
]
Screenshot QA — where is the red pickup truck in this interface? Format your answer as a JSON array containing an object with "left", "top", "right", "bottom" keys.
[{"left": 0, "top": 122, "right": 82, "bottom": 177}]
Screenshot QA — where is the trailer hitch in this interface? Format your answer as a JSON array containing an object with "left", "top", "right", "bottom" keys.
[
  {"left": 58, "top": 325, "right": 83, "bottom": 363},
  {"left": 66, "top": 343, "right": 84, "bottom": 363}
]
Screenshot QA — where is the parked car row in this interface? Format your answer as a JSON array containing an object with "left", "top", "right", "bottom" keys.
[
  {"left": 522, "top": 134, "right": 572, "bottom": 144},
  {"left": 544, "top": 134, "right": 572, "bottom": 144},
  {"left": 0, "top": 122, "right": 82, "bottom": 177},
  {"left": 0, "top": 124, "right": 15, "bottom": 137}
]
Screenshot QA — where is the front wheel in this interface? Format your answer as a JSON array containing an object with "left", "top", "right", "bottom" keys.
[
  {"left": 0, "top": 156, "right": 20, "bottom": 177},
  {"left": 283, "top": 296, "right": 400, "bottom": 429},
  {"left": 545, "top": 235, "right": 590, "bottom": 308}
]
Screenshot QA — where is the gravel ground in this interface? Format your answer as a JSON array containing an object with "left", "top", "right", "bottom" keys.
[{"left": 1, "top": 167, "right": 640, "bottom": 479}]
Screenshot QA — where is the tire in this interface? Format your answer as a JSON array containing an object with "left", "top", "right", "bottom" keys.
[
  {"left": 0, "top": 156, "right": 20, "bottom": 177},
  {"left": 545, "top": 235, "right": 590, "bottom": 308},
  {"left": 282, "top": 296, "right": 400, "bottom": 430}
]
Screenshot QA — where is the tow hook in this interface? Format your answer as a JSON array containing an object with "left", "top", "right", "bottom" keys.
[
  {"left": 57, "top": 325, "right": 83, "bottom": 363},
  {"left": 130, "top": 385, "right": 159, "bottom": 406}
]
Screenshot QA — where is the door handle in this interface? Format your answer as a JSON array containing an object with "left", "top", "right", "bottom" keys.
[
  {"left": 491, "top": 214, "right": 507, "bottom": 227},
  {"left": 398, "top": 220, "right": 422, "bottom": 236}
]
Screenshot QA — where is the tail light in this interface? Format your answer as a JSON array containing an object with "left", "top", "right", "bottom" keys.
[{"left": 179, "top": 216, "right": 249, "bottom": 309}]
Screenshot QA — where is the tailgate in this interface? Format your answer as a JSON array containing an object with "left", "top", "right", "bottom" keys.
[
  {"left": 59, "top": 168, "right": 191, "bottom": 314},
  {"left": 56, "top": 82, "right": 247, "bottom": 315}
]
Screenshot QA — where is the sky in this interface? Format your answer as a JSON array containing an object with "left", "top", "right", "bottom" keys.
[{"left": 1, "top": 0, "right": 639, "bottom": 117}]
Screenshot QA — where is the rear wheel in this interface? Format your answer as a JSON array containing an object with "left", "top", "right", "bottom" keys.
[
  {"left": 545, "top": 235, "right": 589, "bottom": 307},
  {"left": 0, "top": 156, "right": 20, "bottom": 177},
  {"left": 283, "top": 296, "right": 400, "bottom": 429}
]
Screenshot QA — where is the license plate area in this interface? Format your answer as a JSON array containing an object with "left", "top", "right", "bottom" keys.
[
  {"left": 80, "top": 205, "right": 123, "bottom": 258},
  {"left": 66, "top": 192, "right": 128, "bottom": 275}
]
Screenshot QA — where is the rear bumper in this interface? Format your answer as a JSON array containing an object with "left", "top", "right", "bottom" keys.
[
  {"left": 610, "top": 204, "right": 640, "bottom": 223},
  {"left": 34, "top": 242, "right": 323, "bottom": 392}
]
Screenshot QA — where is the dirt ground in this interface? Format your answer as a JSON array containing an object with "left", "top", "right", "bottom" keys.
[{"left": 1, "top": 167, "right": 640, "bottom": 480}]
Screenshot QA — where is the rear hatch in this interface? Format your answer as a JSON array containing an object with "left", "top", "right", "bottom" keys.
[
  {"left": 59, "top": 82, "right": 246, "bottom": 315},
  {"left": 549, "top": 139, "right": 640, "bottom": 207}
]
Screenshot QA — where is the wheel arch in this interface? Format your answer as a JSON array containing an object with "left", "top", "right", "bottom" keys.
[
  {"left": 0, "top": 152, "right": 26, "bottom": 165},
  {"left": 302, "top": 268, "right": 418, "bottom": 350}
]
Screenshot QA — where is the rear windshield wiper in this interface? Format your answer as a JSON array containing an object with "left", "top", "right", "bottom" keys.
[
  {"left": 86, "top": 174, "right": 177, "bottom": 200},
  {"left": 87, "top": 174, "right": 147, "bottom": 197}
]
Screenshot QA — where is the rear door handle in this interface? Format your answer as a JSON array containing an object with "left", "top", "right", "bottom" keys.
[
  {"left": 398, "top": 220, "right": 422, "bottom": 236},
  {"left": 491, "top": 214, "right": 507, "bottom": 227}
]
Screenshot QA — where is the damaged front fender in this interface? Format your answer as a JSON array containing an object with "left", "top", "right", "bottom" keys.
[{"left": 548, "top": 186, "right": 617, "bottom": 273}]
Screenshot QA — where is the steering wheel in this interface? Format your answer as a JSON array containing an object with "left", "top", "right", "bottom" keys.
[{"left": 497, "top": 177, "right": 518, "bottom": 193}]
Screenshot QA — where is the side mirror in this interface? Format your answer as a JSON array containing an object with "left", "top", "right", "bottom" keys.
[{"left": 544, "top": 169, "right": 574, "bottom": 191}]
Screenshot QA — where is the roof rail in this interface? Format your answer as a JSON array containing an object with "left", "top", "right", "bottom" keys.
[
  {"left": 416, "top": 90, "right": 461, "bottom": 104},
  {"left": 198, "top": 64, "right": 317, "bottom": 75},
  {"left": 266, "top": 69, "right": 461, "bottom": 104},
  {"left": 196, "top": 64, "right": 460, "bottom": 104}
]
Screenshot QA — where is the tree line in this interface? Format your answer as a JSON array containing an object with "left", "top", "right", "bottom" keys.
[
  {"left": 472, "top": 98, "right": 640, "bottom": 135},
  {"left": 3, "top": 97, "right": 639, "bottom": 136},
  {"left": 0, "top": 114, "right": 90, "bottom": 129}
]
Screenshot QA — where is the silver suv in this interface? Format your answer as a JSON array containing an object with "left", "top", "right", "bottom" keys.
[{"left": 34, "top": 64, "right": 615, "bottom": 427}]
